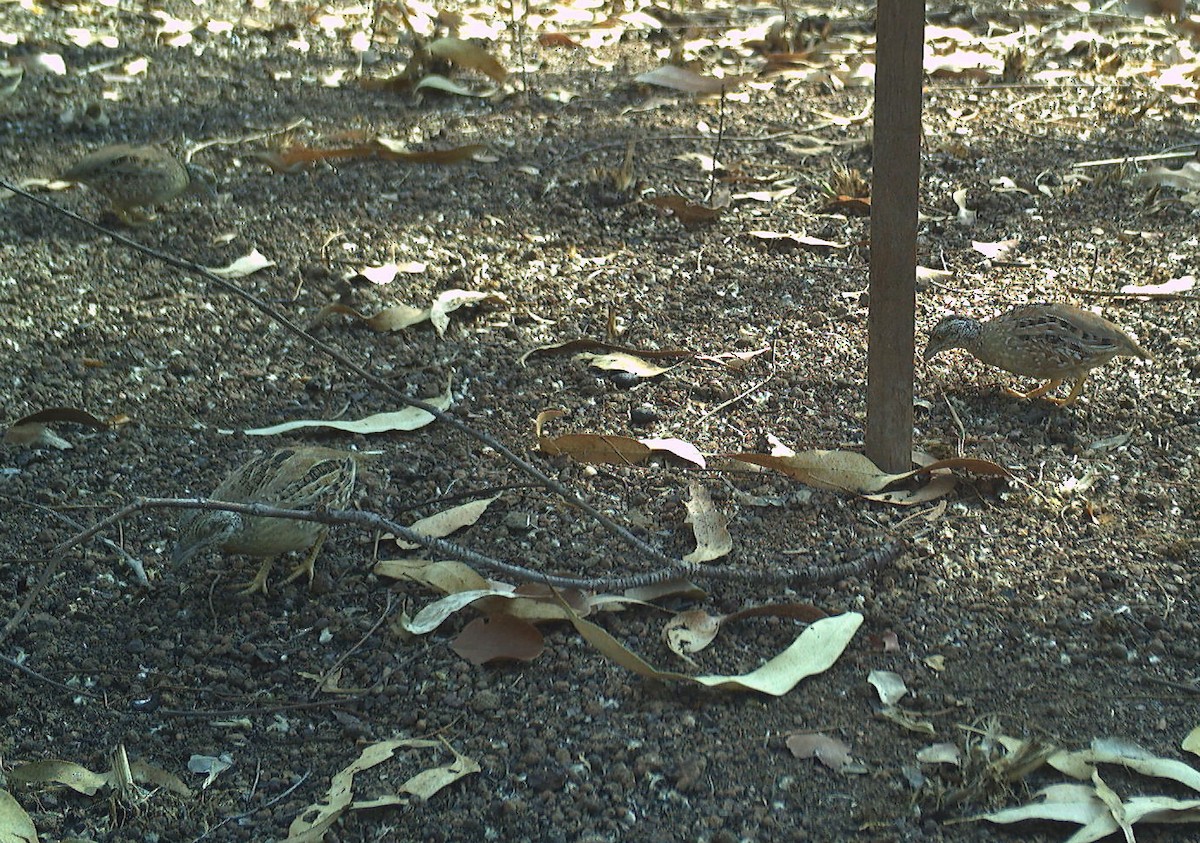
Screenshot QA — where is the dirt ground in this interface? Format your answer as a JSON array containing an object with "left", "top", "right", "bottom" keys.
[{"left": 2, "top": 0, "right": 1199, "bottom": 840}]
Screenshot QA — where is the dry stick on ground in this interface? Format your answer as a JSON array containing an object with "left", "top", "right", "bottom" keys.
[
  {"left": 2, "top": 496, "right": 902, "bottom": 641},
  {"left": 47, "top": 497, "right": 903, "bottom": 592},
  {"left": 0, "top": 181, "right": 900, "bottom": 639},
  {"left": 0, "top": 493, "right": 149, "bottom": 584},
  {"left": 1068, "top": 285, "right": 1200, "bottom": 302}
]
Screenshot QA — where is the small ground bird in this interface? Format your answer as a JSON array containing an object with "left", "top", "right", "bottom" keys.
[
  {"left": 923, "top": 303, "right": 1151, "bottom": 406},
  {"left": 172, "top": 447, "right": 358, "bottom": 595},
  {"left": 60, "top": 144, "right": 213, "bottom": 224}
]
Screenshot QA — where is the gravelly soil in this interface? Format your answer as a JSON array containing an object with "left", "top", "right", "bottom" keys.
[{"left": 2, "top": 1, "right": 1199, "bottom": 841}]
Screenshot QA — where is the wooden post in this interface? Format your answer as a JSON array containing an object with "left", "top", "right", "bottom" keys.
[{"left": 865, "top": 0, "right": 924, "bottom": 473}]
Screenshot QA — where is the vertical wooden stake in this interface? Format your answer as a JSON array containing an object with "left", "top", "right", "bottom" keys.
[{"left": 866, "top": 0, "right": 925, "bottom": 473}]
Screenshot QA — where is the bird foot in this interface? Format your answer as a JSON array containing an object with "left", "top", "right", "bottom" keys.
[
  {"left": 281, "top": 541, "right": 324, "bottom": 590},
  {"left": 281, "top": 558, "right": 316, "bottom": 588},
  {"left": 233, "top": 559, "right": 274, "bottom": 596},
  {"left": 1003, "top": 379, "right": 1065, "bottom": 403}
]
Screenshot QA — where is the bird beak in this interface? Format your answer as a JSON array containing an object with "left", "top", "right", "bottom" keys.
[
  {"left": 170, "top": 542, "right": 196, "bottom": 565},
  {"left": 921, "top": 344, "right": 939, "bottom": 362}
]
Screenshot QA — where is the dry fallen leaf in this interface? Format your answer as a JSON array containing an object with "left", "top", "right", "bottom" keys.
[
  {"left": 917, "top": 743, "right": 962, "bottom": 766},
  {"left": 519, "top": 338, "right": 693, "bottom": 366},
  {"left": 681, "top": 481, "right": 732, "bottom": 563},
  {"left": 747, "top": 230, "right": 848, "bottom": 250},
  {"left": 0, "top": 790, "right": 37, "bottom": 842},
  {"left": 645, "top": 194, "right": 722, "bottom": 225},
  {"left": 726, "top": 449, "right": 1010, "bottom": 505},
  {"left": 428, "top": 37, "right": 508, "bottom": 82},
  {"left": 285, "top": 738, "right": 479, "bottom": 842},
  {"left": 9, "top": 759, "right": 109, "bottom": 795},
  {"left": 634, "top": 65, "right": 754, "bottom": 95},
  {"left": 451, "top": 615, "right": 544, "bottom": 664},
  {"left": 972, "top": 238, "right": 1021, "bottom": 261},
  {"left": 394, "top": 495, "right": 501, "bottom": 550},
  {"left": 560, "top": 600, "right": 863, "bottom": 696},
  {"left": 786, "top": 733, "right": 866, "bottom": 774},
  {"left": 1184, "top": 726, "right": 1200, "bottom": 758},
  {"left": 867, "top": 670, "right": 908, "bottom": 706},
  {"left": 575, "top": 351, "right": 676, "bottom": 378},
  {"left": 208, "top": 248, "right": 275, "bottom": 278},
  {"left": 663, "top": 610, "right": 722, "bottom": 660},
  {"left": 1119, "top": 275, "right": 1195, "bottom": 297},
  {"left": 242, "top": 382, "right": 451, "bottom": 435}
]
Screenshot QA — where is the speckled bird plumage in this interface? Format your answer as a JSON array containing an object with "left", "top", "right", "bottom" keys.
[
  {"left": 172, "top": 447, "right": 358, "bottom": 594},
  {"left": 60, "top": 144, "right": 212, "bottom": 223},
  {"left": 923, "top": 303, "right": 1151, "bottom": 405}
]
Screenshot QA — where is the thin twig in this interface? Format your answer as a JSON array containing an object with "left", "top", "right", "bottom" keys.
[
  {"left": 1068, "top": 285, "right": 1200, "bottom": 301},
  {"left": 696, "top": 349, "right": 777, "bottom": 421},
  {"left": 1, "top": 650, "right": 107, "bottom": 698},
  {"left": 0, "top": 493, "right": 148, "bottom": 584},
  {"left": 942, "top": 394, "right": 967, "bottom": 458},
  {"left": 191, "top": 771, "right": 311, "bottom": 843},
  {"left": 1072, "top": 149, "right": 1195, "bottom": 169},
  {"left": 0, "top": 496, "right": 902, "bottom": 642},
  {"left": 310, "top": 593, "right": 396, "bottom": 699}
]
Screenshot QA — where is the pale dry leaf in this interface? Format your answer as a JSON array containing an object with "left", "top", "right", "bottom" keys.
[
  {"left": 395, "top": 494, "right": 501, "bottom": 550},
  {"left": 0, "top": 789, "right": 37, "bottom": 843},
  {"left": 1184, "top": 726, "right": 1200, "bottom": 758},
  {"left": 639, "top": 437, "right": 706, "bottom": 468},
  {"left": 414, "top": 74, "right": 492, "bottom": 97},
  {"left": 561, "top": 604, "right": 863, "bottom": 696},
  {"left": 1119, "top": 275, "right": 1195, "bottom": 297},
  {"left": 634, "top": 65, "right": 752, "bottom": 95},
  {"left": 428, "top": 37, "right": 507, "bottom": 82},
  {"left": 373, "top": 559, "right": 491, "bottom": 593},
  {"left": 952, "top": 188, "right": 976, "bottom": 225},
  {"left": 429, "top": 289, "right": 506, "bottom": 336},
  {"left": 727, "top": 450, "right": 1009, "bottom": 505},
  {"left": 786, "top": 733, "right": 864, "bottom": 773},
  {"left": 917, "top": 743, "right": 962, "bottom": 766},
  {"left": 187, "top": 754, "right": 232, "bottom": 790},
  {"left": 519, "top": 338, "right": 692, "bottom": 367},
  {"left": 971, "top": 238, "right": 1020, "bottom": 261},
  {"left": 356, "top": 262, "right": 427, "bottom": 284},
  {"left": 1136, "top": 161, "right": 1200, "bottom": 191},
  {"left": 867, "top": 670, "right": 908, "bottom": 706},
  {"left": 1090, "top": 769, "right": 1132, "bottom": 843},
  {"left": 681, "top": 481, "right": 732, "bottom": 563},
  {"left": 130, "top": 758, "right": 192, "bottom": 797},
  {"left": 747, "top": 230, "right": 848, "bottom": 250},
  {"left": 663, "top": 609, "right": 722, "bottom": 659},
  {"left": 208, "top": 248, "right": 275, "bottom": 279},
  {"left": 574, "top": 351, "right": 675, "bottom": 378},
  {"left": 1085, "top": 738, "right": 1200, "bottom": 793},
  {"left": 404, "top": 589, "right": 512, "bottom": 635},
  {"left": 4, "top": 423, "right": 72, "bottom": 449},
  {"left": 8, "top": 759, "right": 108, "bottom": 795},
  {"left": 877, "top": 706, "right": 935, "bottom": 736},
  {"left": 285, "top": 739, "right": 478, "bottom": 842},
  {"left": 980, "top": 783, "right": 1108, "bottom": 829},
  {"left": 243, "top": 380, "right": 452, "bottom": 435},
  {"left": 916, "top": 265, "right": 955, "bottom": 283}
]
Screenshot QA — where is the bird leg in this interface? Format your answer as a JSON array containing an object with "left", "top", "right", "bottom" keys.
[
  {"left": 1004, "top": 379, "right": 1063, "bottom": 401},
  {"left": 236, "top": 557, "right": 276, "bottom": 596},
  {"left": 1043, "top": 375, "right": 1088, "bottom": 407},
  {"left": 282, "top": 533, "right": 327, "bottom": 589}
]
